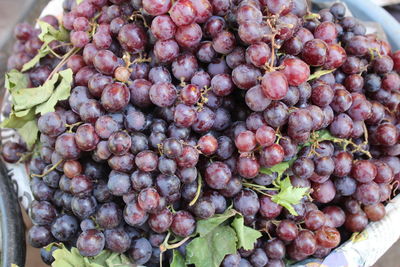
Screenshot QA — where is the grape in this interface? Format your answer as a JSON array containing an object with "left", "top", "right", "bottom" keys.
[
  {"left": 28, "top": 225, "right": 54, "bottom": 248},
  {"left": 260, "top": 144, "right": 284, "bottom": 167},
  {"left": 175, "top": 23, "right": 203, "bottom": 48},
  {"left": 71, "top": 196, "right": 97, "bottom": 219},
  {"left": 104, "top": 228, "right": 130, "bottom": 253},
  {"left": 315, "top": 226, "right": 340, "bottom": 249},
  {"left": 38, "top": 112, "right": 66, "bottom": 137},
  {"left": 198, "top": 135, "right": 218, "bottom": 155},
  {"left": 259, "top": 196, "right": 282, "bottom": 219},
  {"left": 281, "top": 58, "right": 310, "bottom": 86},
  {"left": 70, "top": 174, "right": 93, "bottom": 197},
  {"left": 355, "top": 182, "right": 381, "bottom": 205},
  {"left": 364, "top": 203, "right": 386, "bottom": 221},
  {"left": 194, "top": 198, "right": 215, "bottom": 219},
  {"left": 135, "top": 150, "right": 158, "bottom": 172},
  {"left": 118, "top": 24, "right": 147, "bottom": 53},
  {"left": 205, "top": 161, "right": 231, "bottom": 189},
  {"left": 108, "top": 131, "right": 131, "bottom": 156},
  {"left": 261, "top": 71, "right": 289, "bottom": 100},
  {"left": 55, "top": 133, "right": 82, "bottom": 160},
  {"left": 351, "top": 160, "right": 377, "bottom": 183},
  {"left": 263, "top": 101, "right": 289, "bottom": 127},
  {"left": 30, "top": 201, "right": 57, "bottom": 225},
  {"left": 155, "top": 174, "right": 181, "bottom": 202},
  {"left": 101, "top": 83, "right": 130, "bottom": 112},
  {"left": 232, "top": 64, "right": 261, "bottom": 90},
  {"left": 311, "top": 180, "right": 336, "bottom": 204},
  {"left": 293, "top": 230, "right": 317, "bottom": 256},
  {"left": 237, "top": 156, "right": 259, "bottom": 178},
  {"left": 77, "top": 229, "right": 105, "bottom": 257},
  {"left": 95, "top": 202, "right": 122, "bottom": 229},
  {"left": 171, "top": 210, "right": 196, "bottom": 237},
  {"left": 138, "top": 188, "right": 160, "bottom": 211},
  {"left": 128, "top": 238, "right": 152, "bottom": 265},
  {"left": 292, "top": 157, "right": 314, "bottom": 179},
  {"left": 124, "top": 201, "right": 148, "bottom": 226},
  {"left": 148, "top": 208, "right": 173, "bottom": 233},
  {"left": 276, "top": 220, "right": 298, "bottom": 242},
  {"left": 149, "top": 82, "right": 177, "bottom": 107},
  {"left": 250, "top": 248, "right": 269, "bottom": 267},
  {"left": 233, "top": 189, "right": 260, "bottom": 217},
  {"left": 51, "top": 214, "right": 78, "bottom": 241},
  {"left": 107, "top": 170, "right": 132, "bottom": 196},
  {"left": 302, "top": 39, "right": 328, "bottom": 66},
  {"left": 213, "top": 30, "right": 236, "bottom": 54},
  {"left": 344, "top": 212, "right": 368, "bottom": 232}
]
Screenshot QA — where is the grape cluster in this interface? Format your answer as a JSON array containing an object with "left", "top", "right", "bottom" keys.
[{"left": 2, "top": 0, "right": 400, "bottom": 266}]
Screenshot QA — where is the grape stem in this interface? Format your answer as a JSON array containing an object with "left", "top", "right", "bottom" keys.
[
  {"left": 46, "top": 47, "right": 81, "bottom": 82},
  {"left": 31, "top": 159, "right": 63, "bottom": 178},
  {"left": 66, "top": 121, "right": 83, "bottom": 132},
  {"left": 189, "top": 174, "right": 202, "bottom": 206}
]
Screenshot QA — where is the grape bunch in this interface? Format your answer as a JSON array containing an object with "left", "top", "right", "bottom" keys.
[{"left": 2, "top": 0, "right": 400, "bottom": 266}]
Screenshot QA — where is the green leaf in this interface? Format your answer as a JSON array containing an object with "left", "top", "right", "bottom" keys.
[
  {"left": 196, "top": 208, "right": 237, "bottom": 237},
  {"left": 21, "top": 45, "right": 50, "bottom": 72},
  {"left": 0, "top": 109, "right": 35, "bottom": 129},
  {"left": 104, "top": 252, "right": 132, "bottom": 267},
  {"left": 20, "top": 21, "right": 69, "bottom": 72},
  {"left": 11, "top": 72, "right": 59, "bottom": 111},
  {"left": 38, "top": 21, "right": 69, "bottom": 44},
  {"left": 315, "top": 129, "right": 336, "bottom": 141},
  {"left": 271, "top": 176, "right": 309, "bottom": 215},
  {"left": 171, "top": 250, "right": 186, "bottom": 267},
  {"left": 52, "top": 245, "right": 134, "bottom": 267},
  {"left": 186, "top": 225, "right": 237, "bottom": 267},
  {"left": 17, "top": 120, "right": 38, "bottom": 149},
  {"left": 5, "top": 70, "right": 28, "bottom": 92},
  {"left": 231, "top": 215, "right": 262, "bottom": 250},
  {"left": 308, "top": 68, "right": 336, "bottom": 81},
  {"left": 259, "top": 161, "right": 290, "bottom": 177},
  {"left": 76, "top": 0, "right": 85, "bottom": 4},
  {"left": 35, "top": 69, "right": 73, "bottom": 115},
  {"left": 52, "top": 246, "right": 85, "bottom": 267},
  {"left": 90, "top": 250, "right": 113, "bottom": 265}
]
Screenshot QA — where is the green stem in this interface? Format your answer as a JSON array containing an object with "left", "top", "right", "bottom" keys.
[
  {"left": 31, "top": 159, "right": 63, "bottom": 178},
  {"left": 66, "top": 121, "right": 83, "bottom": 132},
  {"left": 46, "top": 47, "right": 80, "bottom": 82},
  {"left": 189, "top": 174, "right": 202, "bottom": 206}
]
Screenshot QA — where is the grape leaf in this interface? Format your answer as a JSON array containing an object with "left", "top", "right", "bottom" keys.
[
  {"left": 104, "top": 252, "right": 132, "bottom": 267},
  {"left": 271, "top": 176, "right": 309, "bottom": 216},
  {"left": 21, "top": 45, "right": 50, "bottom": 72},
  {"left": 0, "top": 109, "right": 35, "bottom": 129},
  {"left": 17, "top": 120, "right": 38, "bottom": 149},
  {"left": 196, "top": 208, "right": 237, "bottom": 237},
  {"left": 186, "top": 225, "right": 237, "bottom": 267},
  {"left": 231, "top": 215, "right": 262, "bottom": 250},
  {"left": 21, "top": 21, "right": 69, "bottom": 72},
  {"left": 171, "top": 249, "right": 186, "bottom": 267},
  {"left": 52, "top": 246, "right": 85, "bottom": 267},
  {"left": 11, "top": 72, "right": 59, "bottom": 111},
  {"left": 315, "top": 129, "right": 336, "bottom": 141},
  {"left": 35, "top": 69, "right": 73, "bottom": 115},
  {"left": 38, "top": 21, "right": 69, "bottom": 44},
  {"left": 259, "top": 161, "right": 290, "bottom": 177},
  {"left": 5, "top": 70, "right": 28, "bottom": 93},
  {"left": 51, "top": 244, "right": 134, "bottom": 267}
]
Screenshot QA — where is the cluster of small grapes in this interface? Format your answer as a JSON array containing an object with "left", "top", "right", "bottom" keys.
[{"left": 2, "top": 0, "right": 400, "bottom": 266}]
